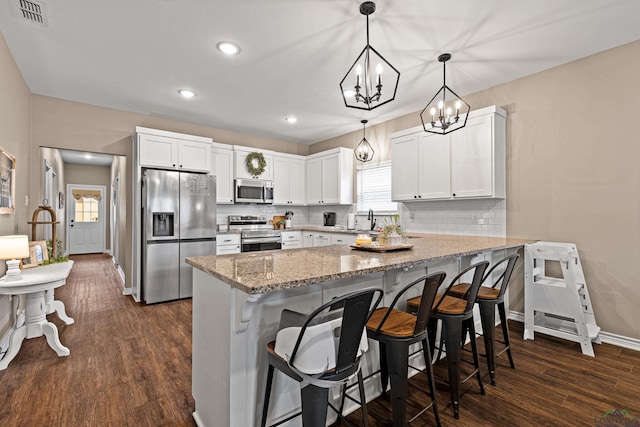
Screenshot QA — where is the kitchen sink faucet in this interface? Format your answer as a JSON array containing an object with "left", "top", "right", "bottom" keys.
[{"left": 368, "top": 209, "right": 376, "bottom": 231}]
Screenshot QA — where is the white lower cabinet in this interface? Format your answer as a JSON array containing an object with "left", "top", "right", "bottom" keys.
[
  {"left": 303, "top": 232, "right": 314, "bottom": 248},
  {"left": 281, "top": 231, "right": 303, "bottom": 250},
  {"left": 330, "top": 233, "right": 356, "bottom": 245},
  {"left": 312, "top": 233, "right": 331, "bottom": 247},
  {"left": 216, "top": 234, "right": 241, "bottom": 255}
]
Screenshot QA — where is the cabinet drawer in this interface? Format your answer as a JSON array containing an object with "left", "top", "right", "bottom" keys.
[{"left": 217, "top": 234, "right": 241, "bottom": 246}]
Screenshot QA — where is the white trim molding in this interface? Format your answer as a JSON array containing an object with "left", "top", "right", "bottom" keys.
[{"left": 508, "top": 310, "right": 640, "bottom": 352}]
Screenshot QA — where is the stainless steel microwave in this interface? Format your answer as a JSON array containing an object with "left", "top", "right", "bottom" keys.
[{"left": 235, "top": 179, "right": 274, "bottom": 204}]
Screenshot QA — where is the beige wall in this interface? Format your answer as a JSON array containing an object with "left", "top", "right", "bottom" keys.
[
  {"left": 110, "top": 156, "right": 127, "bottom": 271},
  {"left": 0, "top": 32, "right": 31, "bottom": 340},
  {"left": 64, "top": 163, "right": 112, "bottom": 251},
  {"left": 310, "top": 40, "right": 640, "bottom": 340},
  {"left": 39, "top": 147, "right": 66, "bottom": 246}
]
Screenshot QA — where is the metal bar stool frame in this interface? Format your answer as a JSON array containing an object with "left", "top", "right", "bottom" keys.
[{"left": 260, "top": 287, "right": 384, "bottom": 427}]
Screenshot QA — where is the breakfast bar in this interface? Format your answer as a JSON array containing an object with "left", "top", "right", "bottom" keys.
[{"left": 187, "top": 234, "right": 533, "bottom": 427}]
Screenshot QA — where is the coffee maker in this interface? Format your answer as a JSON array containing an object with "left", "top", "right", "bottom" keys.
[{"left": 323, "top": 212, "right": 336, "bottom": 226}]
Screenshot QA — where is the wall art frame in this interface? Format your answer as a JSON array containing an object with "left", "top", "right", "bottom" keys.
[{"left": 0, "top": 146, "right": 16, "bottom": 215}]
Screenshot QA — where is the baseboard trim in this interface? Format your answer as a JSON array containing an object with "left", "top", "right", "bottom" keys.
[{"left": 508, "top": 310, "right": 640, "bottom": 352}]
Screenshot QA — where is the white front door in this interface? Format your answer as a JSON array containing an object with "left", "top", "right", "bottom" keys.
[{"left": 67, "top": 184, "right": 106, "bottom": 254}]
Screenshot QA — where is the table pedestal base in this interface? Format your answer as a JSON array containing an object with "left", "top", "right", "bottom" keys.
[
  {"left": 45, "top": 289, "right": 75, "bottom": 325},
  {"left": 0, "top": 290, "right": 70, "bottom": 370}
]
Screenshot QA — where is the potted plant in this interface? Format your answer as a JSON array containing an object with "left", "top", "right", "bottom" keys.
[
  {"left": 379, "top": 214, "right": 404, "bottom": 246},
  {"left": 276, "top": 218, "right": 287, "bottom": 229}
]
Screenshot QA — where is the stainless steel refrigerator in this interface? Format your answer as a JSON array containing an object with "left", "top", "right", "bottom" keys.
[{"left": 142, "top": 169, "right": 216, "bottom": 304}]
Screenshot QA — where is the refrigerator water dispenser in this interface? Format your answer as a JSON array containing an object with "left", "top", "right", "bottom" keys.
[{"left": 153, "top": 212, "right": 175, "bottom": 237}]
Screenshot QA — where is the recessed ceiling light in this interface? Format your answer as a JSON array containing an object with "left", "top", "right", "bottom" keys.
[
  {"left": 285, "top": 116, "right": 298, "bottom": 124},
  {"left": 217, "top": 41, "right": 240, "bottom": 55},
  {"left": 178, "top": 89, "right": 196, "bottom": 98}
]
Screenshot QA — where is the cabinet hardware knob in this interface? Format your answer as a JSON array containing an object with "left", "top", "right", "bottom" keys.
[
  {"left": 453, "top": 193, "right": 456, "bottom": 197},
  {"left": 414, "top": 195, "right": 417, "bottom": 198}
]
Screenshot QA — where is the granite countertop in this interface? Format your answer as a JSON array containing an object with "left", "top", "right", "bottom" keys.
[{"left": 187, "top": 234, "right": 535, "bottom": 295}]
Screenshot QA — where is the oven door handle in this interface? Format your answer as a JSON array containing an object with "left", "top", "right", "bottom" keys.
[{"left": 242, "top": 237, "right": 282, "bottom": 244}]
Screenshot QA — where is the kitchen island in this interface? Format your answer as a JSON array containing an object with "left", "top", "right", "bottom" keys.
[{"left": 187, "top": 234, "right": 533, "bottom": 427}]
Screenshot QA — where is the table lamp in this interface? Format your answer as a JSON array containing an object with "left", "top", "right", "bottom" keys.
[{"left": 0, "top": 235, "right": 30, "bottom": 281}]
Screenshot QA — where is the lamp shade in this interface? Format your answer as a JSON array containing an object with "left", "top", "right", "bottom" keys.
[{"left": 0, "top": 235, "right": 30, "bottom": 260}]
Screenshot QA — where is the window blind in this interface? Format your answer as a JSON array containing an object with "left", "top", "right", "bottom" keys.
[{"left": 356, "top": 161, "right": 398, "bottom": 213}]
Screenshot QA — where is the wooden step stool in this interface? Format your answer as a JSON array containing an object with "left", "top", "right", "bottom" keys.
[{"left": 524, "top": 242, "right": 601, "bottom": 356}]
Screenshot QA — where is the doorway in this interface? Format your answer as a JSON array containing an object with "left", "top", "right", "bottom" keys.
[{"left": 67, "top": 184, "right": 106, "bottom": 254}]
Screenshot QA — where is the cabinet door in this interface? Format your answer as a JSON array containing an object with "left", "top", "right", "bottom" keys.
[
  {"left": 306, "top": 157, "right": 323, "bottom": 204},
  {"left": 303, "top": 232, "right": 314, "bottom": 248},
  {"left": 213, "top": 148, "right": 234, "bottom": 204},
  {"left": 313, "top": 234, "right": 331, "bottom": 247},
  {"left": 418, "top": 132, "right": 451, "bottom": 199},
  {"left": 330, "top": 233, "right": 356, "bottom": 245},
  {"left": 391, "top": 134, "right": 419, "bottom": 201},
  {"left": 139, "top": 134, "right": 178, "bottom": 169},
  {"left": 272, "top": 156, "right": 291, "bottom": 205},
  {"left": 235, "top": 151, "right": 273, "bottom": 180},
  {"left": 321, "top": 153, "right": 340, "bottom": 204},
  {"left": 179, "top": 140, "right": 211, "bottom": 172},
  {"left": 451, "top": 114, "right": 493, "bottom": 198},
  {"left": 288, "top": 158, "right": 306, "bottom": 205}
]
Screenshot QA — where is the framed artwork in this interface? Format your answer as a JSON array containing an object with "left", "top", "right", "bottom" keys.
[
  {"left": 29, "top": 240, "right": 49, "bottom": 264},
  {"left": 59, "top": 192, "right": 65, "bottom": 209},
  {"left": 21, "top": 255, "right": 38, "bottom": 269},
  {"left": 0, "top": 146, "right": 16, "bottom": 215}
]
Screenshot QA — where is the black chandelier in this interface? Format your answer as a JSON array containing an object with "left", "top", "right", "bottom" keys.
[
  {"left": 420, "top": 53, "right": 470, "bottom": 135},
  {"left": 354, "top": 120, "right": 374, "bottom": 162},
  {"left": 340, "top": 2, "right": 400, "bottom": 111}
]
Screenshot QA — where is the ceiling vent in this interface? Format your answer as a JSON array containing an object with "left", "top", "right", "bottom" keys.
[{"left": 15, "top": 0, "right": 48, "bottom": 26}]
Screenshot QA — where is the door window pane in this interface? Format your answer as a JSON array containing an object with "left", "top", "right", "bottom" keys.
[{"left": 75, "top": 197, "right": 100, "bottom": 222}]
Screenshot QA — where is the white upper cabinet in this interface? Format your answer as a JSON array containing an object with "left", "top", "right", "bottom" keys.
[
  {"left": 391, "top": 132, "right": 450, "bottom": 201},
  {"left": 273, "top": 154, "right": 306, "bottom": 205},
  {"left": 306, "top": 147, "right": 353, "bottom": 205},
  {"left": 137, "top": 128, "right": 212, "bottom": 173},
  {"left": 391, "top": 105, "right": 506, "bottom": 201},
  {"left": 234, "top": 146, "right": 274, "bottom": 180},
  {"left": 450, "top": 112, "right": 504, "bottom": 198},
  {"left": 212, "top": 144, "right": 234, "bottom": 204}
]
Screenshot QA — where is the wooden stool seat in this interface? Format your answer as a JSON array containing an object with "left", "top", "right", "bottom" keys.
[
  {"left": 407, "top": 294, "right": 468, "bottom": 315},
  {"left": 447, "top": 283, "right": 500, "bottom": 300},
  {"left": 366, "top": 308, "right": 417, "bottom": 337}
]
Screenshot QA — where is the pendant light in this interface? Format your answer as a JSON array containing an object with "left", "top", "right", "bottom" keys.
[
  {"left": 340, "top": 2, "right": 400, "bottom": 111},
  {"left": 420, "top": 53, "right": 470, "bottom": 135},
  {"left": 354, "top": 120, "right": 374, "bottom": 162}
]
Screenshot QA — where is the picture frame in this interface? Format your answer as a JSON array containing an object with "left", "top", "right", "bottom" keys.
[
  {"left": 0, "top": 146, "right": 16, "bottom": 215},
  {"left": 29, "top": 240, "right": 49, "bottom": 264},
  {"left": 20, "top": 255, "right": 38, "bottom": 269},
  {"left": 59, "top": 191, "right": 65, "bottom": 209}
]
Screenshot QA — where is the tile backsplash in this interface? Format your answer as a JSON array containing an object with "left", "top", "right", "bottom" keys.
[{"left": 217, "top": 199, "right": 505, "bottom": 237}]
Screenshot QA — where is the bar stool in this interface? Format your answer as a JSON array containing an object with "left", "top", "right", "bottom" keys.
[
  {"left": 260, "top": 288, "right": 383, "bottom": 427},
  {"left": 366, "top": 271, "right": 447, "bottom": 427},
  {"left": 406, "top": 261, "right": 489, "bottom": 419},
  {"left": 446, "top": 254, "right": 519, "bottom": 385}
]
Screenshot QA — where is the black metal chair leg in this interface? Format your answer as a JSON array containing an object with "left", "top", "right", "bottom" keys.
[
  {"left": 422, "top": 339, "right": 442, "bottom": 427},
  {"left": 498, "top": 301, "right": 515, "bottom": 369},
  {"left": 385, "top": 340, "right": 410, "bottom": 426},
  {"left": 467, "top": 319, "right": 485, "bottom": 396},
  {"left": 357, "top": 370, "right": 369, "bottom": 427},
  {"left": 378, "top": 341, "right": 389, "bottom": 393},
  {"left": 478, "top": 301, "right": 497, "bottom": 385},
  {"left": 301, "top": 384, "right": 330, "bottom": 427},
  {"left": 441, "top": 317, "right": 462, "bottom": 419},
  {"left": 261, "top": 364, "right": 275, "bottom": 427}
]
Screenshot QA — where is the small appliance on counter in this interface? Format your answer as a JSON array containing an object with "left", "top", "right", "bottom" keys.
[{"left": 323, "top": 212, "right": 336, "bottom": 226}]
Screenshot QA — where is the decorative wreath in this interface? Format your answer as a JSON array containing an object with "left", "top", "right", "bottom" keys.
[{"left": 245, "top": 152, "right": 267, "bottom": 176}]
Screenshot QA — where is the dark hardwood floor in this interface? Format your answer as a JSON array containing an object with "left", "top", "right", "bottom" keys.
[{"left": 1, "top": 254, "right": 638, "bottom": 426}]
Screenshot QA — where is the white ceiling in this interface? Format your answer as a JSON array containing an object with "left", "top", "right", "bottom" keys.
[{"left": 1, "top": 0, "right": 640, "bottom": 145}]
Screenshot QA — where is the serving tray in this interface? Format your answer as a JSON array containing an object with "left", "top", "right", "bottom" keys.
[{"left": 350, "top": 243, "right": 414, "bottom": 252}]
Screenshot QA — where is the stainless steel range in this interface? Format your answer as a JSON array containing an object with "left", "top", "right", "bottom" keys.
[{"left": 228, "top": 215, "right": 282, "bottom": 252}]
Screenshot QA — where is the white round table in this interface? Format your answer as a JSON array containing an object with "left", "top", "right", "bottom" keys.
[{"left": 0, "top": 261, "right": 74, "bottom": 370}]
